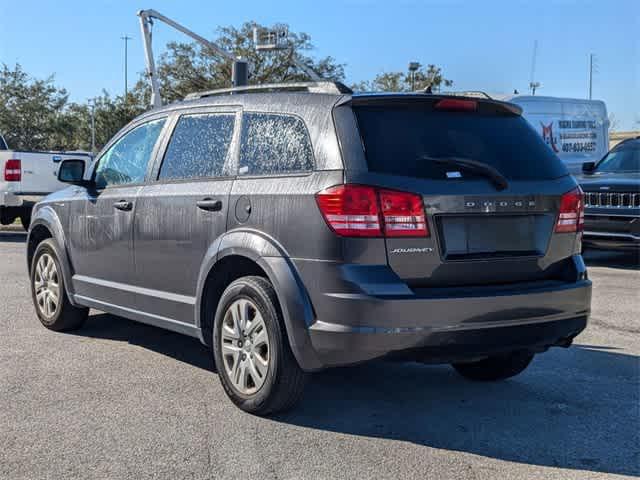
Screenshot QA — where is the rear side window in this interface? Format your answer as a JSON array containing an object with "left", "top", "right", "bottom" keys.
[
  {"left": 354, "top": 105, "right": 568, "bottom": 180},
  {"left": 159, "top": 113, "right": 235, "bottom": 180},
  {"left": 239, "top": 113, "right": 313, "bottom": 175}
]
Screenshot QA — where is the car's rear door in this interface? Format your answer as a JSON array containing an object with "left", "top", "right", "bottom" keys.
[
  {"left": 343, "top": 96, "right": 582, "bottom": 289},
  {"left": 68, "top": 118, "right": 167, "bottom": 308},
  {"left": 133, "top": 107, "right": 239, "bottom": 325}
]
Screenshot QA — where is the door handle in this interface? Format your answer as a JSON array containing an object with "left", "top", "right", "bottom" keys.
[
  {"left": 196, "top": 198, "right": 223, "bottom": 212},
  {"left": 113, "top": 200, "right": 133, "bottom": 211}
]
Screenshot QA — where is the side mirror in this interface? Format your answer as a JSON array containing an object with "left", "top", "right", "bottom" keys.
[
  {"left": 582, "top": 161, "right": 596, "bottom": 173},
  {"left": 58, "top": 159, "right": 89, "bottom": 185}
]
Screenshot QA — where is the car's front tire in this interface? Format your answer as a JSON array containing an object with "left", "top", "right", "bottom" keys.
[
  {"left": 452, "top": 351, "right": 534, "bottom": 381},
  {"left": 30, "top": 239, "right": 88, "bottom": 331},
  {"left": 213, "top": 276, "right": 307, "bottom": 415}
]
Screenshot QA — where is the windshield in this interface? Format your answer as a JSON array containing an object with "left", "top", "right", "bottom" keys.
[
  {"left": 596, "top": 145, "right": 640, "bottom": 173},
  {"left": 354, "top": 105, "right": 568, "bottom": 181}
]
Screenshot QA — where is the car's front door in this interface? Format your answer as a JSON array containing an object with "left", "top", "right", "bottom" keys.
[
  {"left": 133, "top": 108, "right": 239, "bottom": 325},
  {"left": 68, "top": 118, "right": 167, "bottom": 308}
]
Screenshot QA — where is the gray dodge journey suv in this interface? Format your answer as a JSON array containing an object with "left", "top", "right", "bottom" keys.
[{"left": 27, "top": 82, "right": 591, "bottom": 414}]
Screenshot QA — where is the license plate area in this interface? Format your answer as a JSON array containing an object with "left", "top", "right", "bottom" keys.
[{"left": 436, "top": 214, "right": 553, "bottom": 260}]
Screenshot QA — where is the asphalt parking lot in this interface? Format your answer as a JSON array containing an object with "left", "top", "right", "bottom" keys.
[{"left": 1, "top": 229, "right": 638, "bottom": 480}]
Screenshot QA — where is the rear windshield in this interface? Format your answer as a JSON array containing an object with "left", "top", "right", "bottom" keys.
[{"left": 354, "top": 105, "right": 568, "bottom": 180}]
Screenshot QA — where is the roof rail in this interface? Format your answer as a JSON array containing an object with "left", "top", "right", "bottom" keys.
[
  {"left": 184, "top": 81, "right": 353, "bottom": 100},
  {"left": 440, "top": 90, "right": 494, "bottom": 100}
]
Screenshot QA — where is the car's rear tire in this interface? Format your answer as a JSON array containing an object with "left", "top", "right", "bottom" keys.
[
  {"left": 212, "top": 276, "right": 307, "bottom": 415},
  {"left": 452, "top": 351, "right": 534, "bottom": 381},
  {"left": 30, "top": 239, "right": 88, "bottom": 331}
]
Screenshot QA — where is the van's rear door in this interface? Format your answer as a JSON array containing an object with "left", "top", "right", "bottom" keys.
[{"left": 347, "top": 95, "right": 581, "bottom": 288}]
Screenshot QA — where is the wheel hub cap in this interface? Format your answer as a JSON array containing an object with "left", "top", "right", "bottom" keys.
[
  {"left": 34, "top": 253, "right": 60, "bottom": 319},
  {"left": 220, "top": 298, "right": 270, "bottom": 395}
]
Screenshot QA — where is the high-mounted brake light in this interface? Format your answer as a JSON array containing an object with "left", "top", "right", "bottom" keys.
[
  {"left": 4, "top": 159, "right": 21, "bottom": 182},
  {"left": 434, "top": 98, "right": 478, "bottom": 112},
  {"left": 316, "top": 185, "right": 428, "bottom": 238},
  {"left": 555, "top": 187, "right": 584, "bottom": 233}
]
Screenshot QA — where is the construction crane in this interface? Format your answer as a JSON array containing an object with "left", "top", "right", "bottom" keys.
[{"left": 137, "top": 9, "right": 248, "bottom": 108}]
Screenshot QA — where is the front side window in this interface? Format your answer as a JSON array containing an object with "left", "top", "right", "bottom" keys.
[
  {"left": 159, "top": 113, "right": 235, "bottom": 180},
  {"left": 239, "top": 113, "right": 313, "bottom": 175},
  {"left": 94, "top": 119, "right": 165, "bottom": 188}
]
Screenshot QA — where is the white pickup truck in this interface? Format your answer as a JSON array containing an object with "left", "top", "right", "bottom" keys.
[{"left": 0, "top": 135, "right": 92, "bottom": 230}]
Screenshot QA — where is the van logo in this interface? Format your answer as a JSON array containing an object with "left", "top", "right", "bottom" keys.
[
  {"left": 390, "top": 247, "right": 434, "bottom": 254},
  {"left": 541, "top": 122, "right": 560, "bottom": 153}
]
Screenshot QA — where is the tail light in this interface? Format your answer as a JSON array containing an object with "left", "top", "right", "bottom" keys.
[
  {"left": 4, "top": 159, "right": 21, "bottom": 182},
  {"left": 316, "top": 184, "right": 428, "bottom": 238},
  {"left": 555, "top": 187, "right": 585, "bottom": 233}
]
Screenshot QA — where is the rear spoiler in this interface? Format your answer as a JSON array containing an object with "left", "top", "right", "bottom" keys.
[{"left": 338, "top": 93, "right": 523, "bottom": 116}]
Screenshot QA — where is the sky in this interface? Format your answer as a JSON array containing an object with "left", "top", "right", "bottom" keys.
[{"left": 0, "top": 0, "right": 638, "bottom": 129}]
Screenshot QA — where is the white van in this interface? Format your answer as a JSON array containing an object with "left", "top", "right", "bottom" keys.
[{"left": 503, "top": 96, "right": 609, "bottom": 174}]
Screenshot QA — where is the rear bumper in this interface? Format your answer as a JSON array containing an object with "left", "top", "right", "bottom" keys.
[
  {"left": 310, "top": 315, "right": 588, "bottom": 366},
  {"left": 583, "top": 213, "right": 640, "bottom": 251},
  {"left": 299, "top": 257, "right": 591, "bottom": 368},
  {"left": 0, "top": 192, "right": 41, "bottom": 207},
  {"left": 583, "top": 231, "right": 640, "bottom": 251}
]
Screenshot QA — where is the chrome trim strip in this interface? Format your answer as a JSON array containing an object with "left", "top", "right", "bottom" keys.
[
  {"left": 73, "top": 274, "right": 196, "bottom": 305},
  {"left": 73, "top": 294, "right": 200, "bottom": 337}
]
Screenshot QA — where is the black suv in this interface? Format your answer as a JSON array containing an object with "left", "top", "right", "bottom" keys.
[
  {"left": 27, "top": 82, "right": 591, "bottom": 414},
  {"left": 580, "top": 137, "right": 640, "bottom": 251}
]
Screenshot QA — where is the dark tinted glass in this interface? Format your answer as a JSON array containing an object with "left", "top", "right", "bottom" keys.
[
  {"left": 354, "top": 106, "right": 568, "bottom": 180},
  {"left": 159, "top": 113, "right": 235, "bottom": 180},
  {"left": 596, "top": 144, "right": 640, "bottom": 173},
  {"left": 95, "top": 119, "right": 165, "bottom": 188},
  {"left": 239, "top": 113, "right": 313, "bottom": 175}
]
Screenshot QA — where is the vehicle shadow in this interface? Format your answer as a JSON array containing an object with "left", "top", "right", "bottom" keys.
[
  {"left": 583, "top": 248, "right": 640, "bottom": 270},
  {"left": 274, "top": 345, "right": 639, "bottom": 477},
  {"left": 76, "top": 313, "right": 215, "bottom": 372},
  {"left": 0, "top": 230, "right": 27, "bottom": 243},
  {"left": 74, "top": 313, "right": 639, "bottom": 476}
]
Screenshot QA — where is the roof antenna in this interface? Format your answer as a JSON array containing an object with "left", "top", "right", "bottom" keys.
[{"left": 529, "top": 40, "right": 541, "bottom": 95}]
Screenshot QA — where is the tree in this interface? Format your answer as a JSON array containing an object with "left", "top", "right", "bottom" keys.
[
  {"left": 352, "top": 64, "right": 453, "bottom": 93},
  {"left": 0, "top": 63, "right": 69, "bottom": 150},
  {"left": 63, "top": 92, "right": 147, "bottom": 152},
  {"left": 135, "top": 22, "right": 346, "bottom": 104}
]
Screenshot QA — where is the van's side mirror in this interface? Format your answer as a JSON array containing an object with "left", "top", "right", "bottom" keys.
[
  {"left": 58, "top": 159, "right": 90, "bottom": 186},
  {"left": 582, "top": 161, "right": 596, "bottom": 174}
]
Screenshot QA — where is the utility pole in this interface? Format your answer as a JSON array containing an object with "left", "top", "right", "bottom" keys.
[
  {"left": 121, "top": 35, "right": 132, "bottom": 99},
  {"left": 588, "top": 53, "right": 595, "bottom": 100}
]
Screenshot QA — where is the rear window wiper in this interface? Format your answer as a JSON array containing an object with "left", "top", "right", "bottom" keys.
[{"left": 420, "top": 155, "right": 509, "bottom": 191}]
